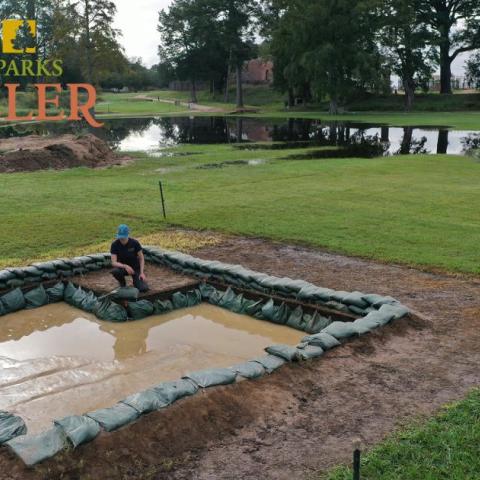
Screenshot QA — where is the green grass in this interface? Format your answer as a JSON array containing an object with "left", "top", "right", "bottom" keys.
[
  {"left": 1, "top": 143, "right": 480, "bottom": 274},
  {"left": 322, "top": 389, "right": 480, "bottom": 480}
]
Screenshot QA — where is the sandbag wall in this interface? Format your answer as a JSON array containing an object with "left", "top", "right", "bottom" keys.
[
  {"left": 0, "top": 254, "right": 111, "bottom": 291},
  {"left": 143, "top": 247, "right": 408, "bottom": 317},
  {"left": 0, "top": 249, "right": 411, "bottom": 466}
]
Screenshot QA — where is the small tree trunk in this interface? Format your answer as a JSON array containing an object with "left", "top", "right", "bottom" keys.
[
  {"left": 288, "top": 87, "right": 295, "bottom": 107},
  {"left": 236, "top": 62, "right": 244, "bottom": 109},
  {"left": 403, "top": 80, "right": 415, "bottom": 111},
  {"left": 190, "top": 78, "right": 198, "bottom": 103},
  {"left": 329, "top": 98, "right": 338, "bottom": 115},
  {"left": 437, "top": 130, "right": 449, "bottom": 154},
  {"left": 439, "top": 38, "right": 452, "bottom": 94}
]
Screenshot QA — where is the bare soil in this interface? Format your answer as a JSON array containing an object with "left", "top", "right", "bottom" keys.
[
  {"left": 0, "top": 134, "right": 130, "bottom": 173},
  {"left": 1, "top": 235, "right": 480, "bottom": 480},
  {"left": 72, "top": 263, "right": 198, "bottom": 297}
]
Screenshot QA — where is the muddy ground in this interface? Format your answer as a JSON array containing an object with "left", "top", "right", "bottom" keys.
[
  {"left": 1, "top": 235, "right": 480, "bottom": 480},
  {"left": 0, "top": 134, "right": 130, "bottom": 173},
  {"left": 72, "top": 263, "right": 198, "bottom": 296}
]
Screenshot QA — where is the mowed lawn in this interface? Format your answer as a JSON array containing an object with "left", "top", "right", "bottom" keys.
[
  {"left": 323, "top": 389, "right": 480, "bottom": 480},
  {"left": 0, "top": 144, "right": 479, "bottom": 273}
]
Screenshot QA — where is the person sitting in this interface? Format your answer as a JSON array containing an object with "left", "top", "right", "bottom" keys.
[{"left": 110, "top": 224, "right": 149, "bottom": 293}]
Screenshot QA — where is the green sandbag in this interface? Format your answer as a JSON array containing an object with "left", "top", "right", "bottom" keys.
[
  {"left": 359, "top": 310, "right": 393, "bottom": 327},
  {"left": 151, "top": 379, "right": 198, "bottom": 405},
  {"left": 41, "top": 272, "right": 58, "bottom": 280},
  {"left": 362, "top": 293, "right": 398, "bottom": 307},
  {"left": 63, "top": 282, "right": 77, "bottom": 303},
  {"left": 6, "top": 279, "right": 24, "bottom": 288},
  {"left": 86, "top": 403, "right": 139, "bottom": 432},
  {"left": 1, "top": 288, "right": 26, "bottom": 314},
  {"left": 342, "top": 291, "right": 369, "bottom": 309},
  {"left": 198, "top": 282, "right": 216, "bottom": 300},
  {"left": 78, "top": 291, "right": 99, "bottom": 313},
  {"left": 128, "top": 300, "right": 154, "bottom": 320},
  {"left": 230, "top": 362, "right": 265, "bottom": 379},
  {"left": 57, "top": 269, "right": 74, "bottom": 277},
  {"left": 93, "top": 299, "right": 128, "bottom": 322},
  {"left": 297, "top": 285, "right": 333, "bottom": 302},
  {"left": 54, "top": 415, "right": 100, "bottom": 448},
  {"left": 32, "top": 261, "right": 56, "bottom": 273},
  {"left": 301, "top": 332, "right": 341, "bottom": 350},
  {"left": 0, "top": 411, "right": 26, "bottom": 444},
  {"left": 218, "top": 287, "right": 237, "bottom": 309},
  {"left": 153, "top": 299, "right": 174, "bottom": 314},
  {"left": 348, "top": 305, "right": 368, "bottom": 316},
  {"left": 112, "top": 287, "right": 139, "bottom": 301},
  {"left": 46, "top": 282, "right": 65, "bottom": 303},
  {"left": 322, "top": 321, "right": 358, "bottom": 339},
  {"left": 229, "top": 293, "right": 244, "bottom": 313},
  {"left": 296, "top": 345, "right": 324, "bottom": 360},
  {"left": 352, "top": 315, "right": 382, "bottom": 335},
  {"left": 7, "top": 427, "right": 66, "bottom": 466},
  {"left": 171, "top": 291, "right": 188, "bottom": 309},
  {"left": 0, "top": 270, "right": 16, "bottom": 282},
  {"left": 240, "top": 299, "right": 264, "bottom": 316},
  {"left": 186, "top": 289, "right": 202, "bottom": 307},
  {"left": 378, "top": 303, "right": 409, "bottom": 320},
  {"left": 324, "top": 300, "right": 351, "bottom": 313},
  {"left": 21, "top": 266, "right": 43, "bottom": 277},
  {"left": 265, "top": 344, "right": 298, "bottom": 361},
  {"left": 286, "top": 306, "right": 305, "bottom": 330},
  {"left": 67, "top": 286, "right": 90, "bottom": 309},
  {"left": 184, "top": 368, "right": 237, "bottom": 388},
  {"left": 0, "top": 302, "right": 5, "bottom": 316},
  {"left": 260, "top": 299, "right": 289, "bottom": 323},
  {"left": 24, "top": 285, "right": 48, "bottom": 309},
  {"left": 121, "top": 389, "right": 170, "bottom": 414},
  {"left": 304, "top": 312, "right": 332, "bottom": 334},
  {"left": 252, "top": 354, "right": 286, "bottom": 373}
]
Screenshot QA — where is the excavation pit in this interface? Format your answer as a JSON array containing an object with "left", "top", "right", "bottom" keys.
[{"left": 0, "top": 302, "right": 304, "bottom": 434}]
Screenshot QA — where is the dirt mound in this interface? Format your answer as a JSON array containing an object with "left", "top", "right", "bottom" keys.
[{"left": 0, "top": 134, "right": 130, "bottom": 173}]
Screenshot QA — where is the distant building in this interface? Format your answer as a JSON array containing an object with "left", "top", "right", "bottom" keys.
[{"left": 242, "top": 58, "right": 274, "bottom": 85}]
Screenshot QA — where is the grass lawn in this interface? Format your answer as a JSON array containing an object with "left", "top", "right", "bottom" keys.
[
  {"left": 322, "top": 389, "right": 480, "bottom": 480},
  {"left": 1, "top": 143, "right": 480, "bottom": 274}
]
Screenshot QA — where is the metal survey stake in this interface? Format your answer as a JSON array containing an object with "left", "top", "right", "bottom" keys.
[
  {"left": 159, "top": 180, "right": 167, "bottom": 219},
  {"left": 353, "top": 438, "right": 361, "bottom": 480}
]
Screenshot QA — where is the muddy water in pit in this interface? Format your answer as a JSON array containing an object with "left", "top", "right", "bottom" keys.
[{"left": 0, "top": 303, "right": 303, "bottom": 433}]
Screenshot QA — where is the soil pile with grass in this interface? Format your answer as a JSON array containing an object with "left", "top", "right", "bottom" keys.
[{"left": 0, "top": 134, "right": 130, "bottom": 173}]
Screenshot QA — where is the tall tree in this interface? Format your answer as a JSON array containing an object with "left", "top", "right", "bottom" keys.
[
  {"left": 73, "top": 0, "right": 121, "bottom": 85},
  {"left": 417, "top": 0, "right": 480, "bottom": 94},
  {"left": 380, "top": 0, "right": 437, "bottom": 110},
  {"left": 158, "top": 0, "right": 228, "bottom": 103},
  {"left": 214, "top": 0, "right": 256, "bottom": 108},
  {"left": 465, "top": 51, "right": 480, "bottom": 89}
]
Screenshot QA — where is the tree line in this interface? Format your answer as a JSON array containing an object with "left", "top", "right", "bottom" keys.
[{"left": 159, "top": 0, "right": 480, "bottom": 112}]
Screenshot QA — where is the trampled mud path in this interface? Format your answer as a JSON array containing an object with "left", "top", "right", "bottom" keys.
[{"left": 1, "top": 235, "right": 480, "bottom": 479}]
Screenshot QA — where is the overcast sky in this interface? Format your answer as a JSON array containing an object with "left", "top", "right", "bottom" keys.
[{"left": 113, "top": 0, "right": 468, "bottom": 75}]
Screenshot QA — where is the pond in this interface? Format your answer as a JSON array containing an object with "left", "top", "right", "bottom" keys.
[{"left": 1, "top": 116, "right": 478, "bottom": 157}]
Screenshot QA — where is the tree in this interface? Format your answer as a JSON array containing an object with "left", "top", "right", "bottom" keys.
[
  {"left": 465, "top": 51, "right": 480, "bottom": 89},
  {"left": 380, "top": 0, "right": 437, "bottom": 110},
  {"left": 73, "top": 0, "right": 122, "bottom": 85},
  {"left": 214, "top": 0, "right": 256, "bottom": 108},
  {"left": 158, "top": 0, "right": 228, "bottom": 103},
  {"left": 269, "top": 0, "right": 383, "bottom": 114},
  {"left": 417, "top": 0, "right": 480, "bottom": 94}
]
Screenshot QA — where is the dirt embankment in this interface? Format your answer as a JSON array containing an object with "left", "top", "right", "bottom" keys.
[{"left": 0, "top": 134, "right": 130, "bottom": 173}]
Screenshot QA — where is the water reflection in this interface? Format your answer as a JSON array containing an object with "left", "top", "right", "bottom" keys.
[{"left": 0, "top": 116, "right": 477, "bottom": 156}]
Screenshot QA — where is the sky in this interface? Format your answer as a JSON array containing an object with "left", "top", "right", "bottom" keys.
[
  {"left": 114, "top": 0, "right": 171, "bottom": 67},
  {"left": 113, "top": 0, "right": 468, "bottom": 75}
]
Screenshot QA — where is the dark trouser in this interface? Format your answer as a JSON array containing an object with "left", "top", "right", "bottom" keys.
[{"left": 111, "top": 268, "right": 149, "bottom": 293}]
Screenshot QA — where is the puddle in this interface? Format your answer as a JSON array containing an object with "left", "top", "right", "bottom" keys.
[
  {"left": 0, "top": 303, "right": 303, "bottom": 433},
  {"left": 2, "top": 117, "right": 478, "bottom": 156},
  {"left": 196, "top": 159, "right": 266, "bottom": 169}
]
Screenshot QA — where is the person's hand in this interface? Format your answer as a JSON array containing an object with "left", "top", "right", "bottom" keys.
[
  {"left": 139, "top": 273, "right": 146, "bottom": 282},
  {"left": 124, "top": 265, "right": 135, "bottom": 275}
]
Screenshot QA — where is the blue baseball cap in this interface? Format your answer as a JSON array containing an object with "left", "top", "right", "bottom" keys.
[{"left": 116, "top": 224, "right": 130, "bottom": 239}]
